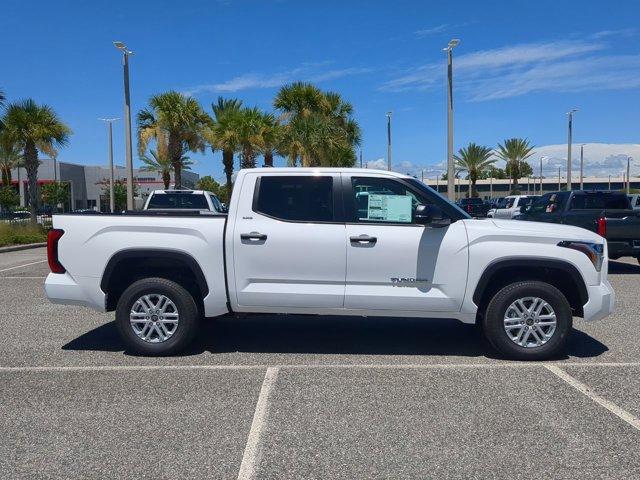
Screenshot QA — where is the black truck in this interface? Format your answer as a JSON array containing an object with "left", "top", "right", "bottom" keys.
[
  {"left": 517, "top": 190, "right": 640, "bottom": 262},
  {"left": 456, "top": 197, "right": 490, "bottom": 217}
]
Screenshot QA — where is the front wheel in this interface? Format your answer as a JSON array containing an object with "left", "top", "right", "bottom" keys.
[
  {"left": 483, "top": 281, "right": 572, "bottom": 360},
  {"left": 115, "top": 277, "right": 200, "bottom": 356}
]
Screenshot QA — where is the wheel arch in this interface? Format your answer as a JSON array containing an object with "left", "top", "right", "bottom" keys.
[
  {"left": 473, "top": 258, "right": 588, "bottom": 321},
  {"left": 101, "top": 249, "right": 209, "bottom": 312}
]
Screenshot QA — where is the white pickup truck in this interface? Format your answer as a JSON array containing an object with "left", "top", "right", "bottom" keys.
[{"left": 45, "top": 168, "right": 614, "bottom": 360}]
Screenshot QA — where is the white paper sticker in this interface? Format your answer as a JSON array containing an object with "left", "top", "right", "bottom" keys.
[{"left": 367, "top": 194, "right": 412, "bottom": 222}]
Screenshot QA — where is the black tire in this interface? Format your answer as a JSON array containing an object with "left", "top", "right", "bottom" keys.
[
  {"left": 115, "top": 277, "right": 200, "bottom": 356},
  {"left": 483, "top": 281, "right": 572, "bottom": 361}
]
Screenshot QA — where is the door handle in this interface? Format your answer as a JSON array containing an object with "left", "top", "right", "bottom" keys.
[
  {"left": 350, "top": 234, "right": 377, "bottom": 244},
  {"left": 240, "top": 232, "right": 267, "bottom": 241}
]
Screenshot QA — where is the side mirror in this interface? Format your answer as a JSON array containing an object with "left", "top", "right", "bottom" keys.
[
  {"left": 415, "top": 204, "right": 451, "bottom": 227},
  {"left": 520, "top": 205, "right": 531, "bottom": 214}
]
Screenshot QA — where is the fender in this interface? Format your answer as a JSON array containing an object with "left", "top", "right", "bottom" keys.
[
  {"left": 100, "top": 248, "right": 209, "bottom": 298},
  {"left": 472, "top": 257, "right": 588, "bottom": 306}
]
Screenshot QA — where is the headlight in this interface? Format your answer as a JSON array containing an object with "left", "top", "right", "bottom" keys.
[{"left": 558, "top": 241, "right": 604, "bottom": 272}]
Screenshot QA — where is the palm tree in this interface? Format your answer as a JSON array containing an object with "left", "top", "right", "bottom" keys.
[
  {"left": 495, "top": 138, "right": 535, "bottom": 193},
  {"left": 274, "top": 83, "right": 360, "bottom": 167},
  {"left": 140, "top": 149, "right": 192, "bottom": 190},
  {"left": 137, "top": 91, "right": 209, "bottom": 189},
  {"left": 258, "top": 112, "right": 281, "bottom": 167},
  {"left": 454, "top": 143, "right": 495, "bottom": 197},
  {"left": 234, "top": 107, "right": 265, "bottom": 169},
  {"left": 204, "top": 97, "right": 243, "bottom": 191},
  {"left": 0, "top": 133, "right": 22, "bottom": 185},
  {"left": 2, "top": 99, "right": 70, "bottom": 222}
]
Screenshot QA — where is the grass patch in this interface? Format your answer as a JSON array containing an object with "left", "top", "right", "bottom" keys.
[{"left": 0, "top": 223, "right": 48, "bottom": 247}]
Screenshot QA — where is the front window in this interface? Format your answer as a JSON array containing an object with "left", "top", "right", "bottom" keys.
[{"left": 529, "top": 193, "right": 567, "bottom": 214}]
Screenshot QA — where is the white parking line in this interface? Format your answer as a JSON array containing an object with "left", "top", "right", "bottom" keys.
[
  {"left": 0, "top": 260, "right": 47, "bottom": 273},
  {"left": 0, "top": 276, "right": 46, "bottom": 279},
  {"left": 545, "top": 365, "right": 640, "bottom": 432},
  {"left": 237, "top": 367, "right": 279, "bottom": 480},
  {"left": 0, "top": 362, "right": 639, "bottom": 372}
]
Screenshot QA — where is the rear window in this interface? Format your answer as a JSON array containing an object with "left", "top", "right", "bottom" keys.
[
  {"left": 254, "top": 176, "right": 334, "bottom": 222},
  {"left": 529, "top": 193, "right": 568, "bottom": 214},
  {"left": 460, "top": 198, "right": 483, "bottom": 205},
  {"left": 147, "top": 193, "right": 209, "bottom": 209},
  {"left": 570, "top": 193, "right": 630, "bottom": 210}
]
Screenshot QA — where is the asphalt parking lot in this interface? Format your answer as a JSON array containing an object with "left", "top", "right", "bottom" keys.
[{"left": 1, "top": 247, "right": 639, "bottom": 479}]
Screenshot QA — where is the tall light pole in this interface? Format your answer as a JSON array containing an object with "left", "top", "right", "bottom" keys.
[
  {"left": 539, "top": 156, "right": 544, "bottom": 195},
  {"left": 444, "top": 38, "right": 460, "bottom": 201},
  {"left": 558, "top": 166, "right": 561, "bottom": 191},
  {"left": 627, "top": 156, "right": 632, "bottom": 195},
  {"left": 386, "top": 112, "right": 392, "bottom": 171},
  {"left": 566, "top": 108, "right": 578, "bottom": 191},
  {"left": 114, "top": 41, "right": 135, "bottom": 210},
  {"left": 99, "top": 118, "right": 119, "bottom": 212},
  {"left": 579, "top": 144, "right": 585, "bottom": 190},
  {"left": 359, "top": 149, "right": 363, "bottom": 168}
]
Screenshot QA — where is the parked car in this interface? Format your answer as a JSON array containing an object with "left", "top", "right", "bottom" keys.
[
  {"left": 517, "top": 190, "right": 640, "bottom": 261},
  {"left": 45, "top": 168, "right": 614, "bottom": 360},
  {"left": 456, "top": 197, "right": 490, "bottom": 217},
  {"left": 486, "top": 197, "right": 507, "bottom": 218},
  {"left": 492, "top": 195, "right": 538, "bottom": 219},
  {"left": 143, "top": 189, "right": 226, "bottom": 213},
  {"left": 628, "top": 194, "right": 640, "bottom": 211}
]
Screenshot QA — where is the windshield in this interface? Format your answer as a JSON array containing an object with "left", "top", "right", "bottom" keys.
[{"left": 147, "top": 193, "right": 209, "bottom": 209}]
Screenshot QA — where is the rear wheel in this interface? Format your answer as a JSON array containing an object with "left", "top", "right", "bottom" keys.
[
  {"left": 483, "top": 281, "right": 572, "bottom": 360},
  {"left": 115, "top": 277, "right": 200, "bottom": 355}
]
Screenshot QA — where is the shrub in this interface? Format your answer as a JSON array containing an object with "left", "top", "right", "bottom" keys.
[{"left": 0, "top": 223, "right": 48, "bottom": 247}]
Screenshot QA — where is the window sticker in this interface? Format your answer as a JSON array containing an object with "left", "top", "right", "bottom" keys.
[{"left": 366, "top": 194, "right": 412, "bottom": 222}]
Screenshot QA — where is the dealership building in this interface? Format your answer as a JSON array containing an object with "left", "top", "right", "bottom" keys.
[{"left": 9, "top": 158, "right": 200, "bottom": 211}]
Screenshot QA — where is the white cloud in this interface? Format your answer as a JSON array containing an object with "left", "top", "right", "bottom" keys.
[
  {"left": 184, "top": 65, "right": 371, "bottom": 95},
  {"left": 414, "top": 24, "right": 449, "bottom": 38},
  {"left": 380, "top": 37, "right": 640, "bottom": 101}
]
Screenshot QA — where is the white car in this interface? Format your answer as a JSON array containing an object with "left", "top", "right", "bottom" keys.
[
  {"left": 143, "top": 189, "right": 226, "bottom": 213},
  {"left": 45, "top": 168, "right": 614, "bottom": 360},
  {"left": 493, "top": 195, "right": 538, "bottom": 219},
  {"left": 628, "top": 194, "right": 640, "bottom": 211}
]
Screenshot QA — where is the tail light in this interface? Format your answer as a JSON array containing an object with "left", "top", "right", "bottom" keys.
[
  {"left": 597, "top": 217, "right": 606, "bottom": 237},
  {"left": 47, "top": 229, "right": 66, "bottom": 274},
  {"left": 466, "top": 204, "right": 473, "bottom": 213}
]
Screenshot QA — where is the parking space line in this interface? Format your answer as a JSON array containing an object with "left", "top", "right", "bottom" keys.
[
  {"left": 0, "top": 362, "right": 639, "bottom": 373},
  {"left": 0, "top": 260, "right": 47, "bottom": 273},
  {"left": 237, "top": 367, "right": 279, "bottom": 480},
  {"left": 0, "top": 276, "right": 46, "bottom": 279},
  {"left": 545, "top": 365, "right": 640, "bottom": 432}
]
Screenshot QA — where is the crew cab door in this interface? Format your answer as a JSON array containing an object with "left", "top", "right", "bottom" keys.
[
  {"left": 343, "top": 174, "right": 468, "bottom": 312},
  {"left": 231, "top": 172, "right": 346, "bottom": 309}
]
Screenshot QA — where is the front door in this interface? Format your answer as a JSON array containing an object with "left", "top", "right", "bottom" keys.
[
  {"left": 344, "top": 175, "right": 468, "bottom": 312},
  {"left": 232, "top": 172, "right": 346, "bottom": 309}
]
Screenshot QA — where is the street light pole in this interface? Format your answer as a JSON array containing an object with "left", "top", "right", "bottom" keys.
[
  {"left": 386, "top": 112, "right": 392, "bottom": 171},
  {"left": 579, "top": 144, "right": 585, "bottom": 190},
  {"left": 627, "top": 156, "right": 632, "bottom": 195},
  {"left": 539, "top": 157, "right": 543, "bottom": 195},
  {"left": 566, "top": 108, "right": 577, "bottom": 191},
  {"left": 114, "top": 41, "right": 135, "bottom": 211},
  {"left": 558, "top": 167, "right": 561, "bottom": 191},
  {"left": 444, "top": 39, "right": 460, "bottom": 201},
  {"left": 99, "top": 118, "right": 119, "bottom": 212}
]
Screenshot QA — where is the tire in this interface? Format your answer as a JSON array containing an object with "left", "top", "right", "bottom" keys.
[
  {"left": 483, "top": 281, "right": 572, "bottom": 361},
  {"left": 115, "top": 277, "right": 200, "bottom": 356}
]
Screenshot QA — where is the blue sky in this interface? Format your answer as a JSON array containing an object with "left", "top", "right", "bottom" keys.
[{"left": 2, "top": 0, "right": 639, "bottom": 182}]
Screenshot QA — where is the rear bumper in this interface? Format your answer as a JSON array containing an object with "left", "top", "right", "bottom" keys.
[
  {"left": 44, "top": 273, "right": 106, "bottom": 312},
  {"left": 582, "top": 280, "right": 615, "bottom": 322},
  {"left": 608, "top": 241, "right": 640, "bottom": 258}
]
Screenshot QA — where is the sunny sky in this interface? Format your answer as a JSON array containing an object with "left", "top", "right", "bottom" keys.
[{"left": 2, "top": 0, "right": 639, "bottom": 182}]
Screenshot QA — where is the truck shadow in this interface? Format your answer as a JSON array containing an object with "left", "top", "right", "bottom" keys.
[
  {"left": 608, "top": 260, "right": 640, "bottom": 274},
  {"left": 62, "top": 315, "right": 608, "bottom": 360}
]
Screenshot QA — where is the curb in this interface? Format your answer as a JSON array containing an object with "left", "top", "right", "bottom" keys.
[{"left": 0, "top": 243, "right": 47, "bottom": 254}]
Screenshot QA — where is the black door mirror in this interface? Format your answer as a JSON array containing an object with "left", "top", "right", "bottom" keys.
[
  {"left": 414, "top": 204, "right": 451, "bottom": 227},
  {"left": 520, "top": 205, "right": 531, "bottom": 214}
]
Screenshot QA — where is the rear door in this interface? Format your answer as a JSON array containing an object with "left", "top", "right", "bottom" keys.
[
  {"left": 232, "top": 172, "right": 346, "bottom": 309},
  {"left": 343, "top": 174, "right": 468, "bottom": 312}
]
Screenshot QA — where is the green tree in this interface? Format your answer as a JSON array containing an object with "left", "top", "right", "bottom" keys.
[
  {"left": 204, "top": 97, "right": 243, "bottom": 192},
  {"left": 0, "top": 185, "right": 19, "bottom": 211},
  {"left": 137, "top": 91, "right": 209, "bottom": 189},
  {"left": 274, "top": 82, "right": 360, "bottom": 167},
  {"left": 1, "top": 99, "right": 71, "bottom": 223},
  {"left": 258, "top": 112, "right": 282, "bottom": 167},
  {"left": 505, "top": 160, "right": 533, "bottom": 180},
  {"left": 495, "top": 138, "right": 535, "bottom": 193},
  {"left": 0, "top": 132, "right": 23, "bottom": 185},
  {"left": 40, "top": 182, "right": 70, "bottom": 211},
  {"left": 102, "top": 179, "right": 139, "bottom": 212},
  {"left": 196, "top": 175, "right": 230, "bottom": 202},
  {"left": 139, "top": 149, "right": 192, "bottom": 190},
  {"left": 454, "top": 143, "right": 495, "bottom": 197}
]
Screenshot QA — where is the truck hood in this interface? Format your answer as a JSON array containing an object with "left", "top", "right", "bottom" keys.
[{"left": 488, "top": 219, "right": 603, "bottom": 243}]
